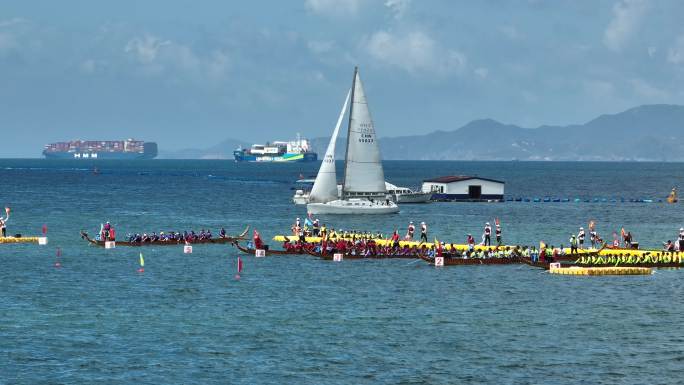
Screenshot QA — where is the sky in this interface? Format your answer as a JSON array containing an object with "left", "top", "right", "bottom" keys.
[{"left": 1, "top": 0, "right": 684, "bottom": 157}]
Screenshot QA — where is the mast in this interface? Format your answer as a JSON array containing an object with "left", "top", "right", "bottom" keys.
[{"left": 341, "top": 66, "right": 358, "bottom": 198}]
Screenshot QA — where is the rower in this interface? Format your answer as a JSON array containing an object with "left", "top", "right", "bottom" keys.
[
  {"left": 578, "top": 227, "right": 585, "bottom": 249},
  {"left": 664, "top": 240, "right": 675, "bottom": 252},
  {"left": 483, "top": 222, "right": 492, "bottom": 246},
  {"left": 220, "top": 227, "right": 227, "bottom": 238},
  {"left": 103, "top": 221, "right": 112, "bottom": 241},
  {"left": 466, "top": 234, "right": 475, "bottom": 251}
]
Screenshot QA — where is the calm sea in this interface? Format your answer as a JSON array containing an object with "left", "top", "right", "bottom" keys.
[{"left": 1, "top": 159, "right": 683, "bottom": 384}]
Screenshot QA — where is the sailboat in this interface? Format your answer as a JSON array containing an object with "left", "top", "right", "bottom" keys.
[{"left": 307, "top": 67, "right": 399, "bottom": 215}]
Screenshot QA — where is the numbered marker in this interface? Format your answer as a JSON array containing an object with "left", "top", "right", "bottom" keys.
[
  {"left": 184, "top": 245, "right": 193, "bottom": 254},
  {"left": 255, "top": 249, "right": 266, "bottom": 257},
  {"left": 435, "top": 256, "right": 444, "bottom": 267},
  {"left": 104, "top": 241, "right": 116, "bottom": 249},
  {"left": 549, "top": 262, "right": 561, "bottom": 269},
  {"left": 38, "top": 237, "right": 48, "bottom": 246},
  {"left": 333, "top": 253, "right": 343, "bottom": 262}
]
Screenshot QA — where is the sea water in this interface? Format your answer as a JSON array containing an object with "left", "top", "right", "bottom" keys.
[{"left": 1, "top": 159, "right": 683, "bottom": 384}]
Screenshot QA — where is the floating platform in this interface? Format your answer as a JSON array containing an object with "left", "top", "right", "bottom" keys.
[
  {"left": 0, "top": 236, "right": 47, "bottom": 244},
  {"left": 549, "top": 265, "right": 652, "bottom": 276}
]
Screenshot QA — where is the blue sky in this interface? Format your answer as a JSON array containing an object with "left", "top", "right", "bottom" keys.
[{"left": 1, "top": 0, "right": 683, "bottom": 157}]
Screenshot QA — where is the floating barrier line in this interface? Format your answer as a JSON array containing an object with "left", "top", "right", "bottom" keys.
[{"left": 505, "top": 197, "right": 666, "bottom": 203}]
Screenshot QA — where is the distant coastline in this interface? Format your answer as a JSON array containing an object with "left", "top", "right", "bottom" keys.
[{"left": 8, "top": 104, "right": 684, "bottom": 161}]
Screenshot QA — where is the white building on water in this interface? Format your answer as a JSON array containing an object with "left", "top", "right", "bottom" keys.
[{"left": 421, "top": 176, "right": 505, "bottom": 202}]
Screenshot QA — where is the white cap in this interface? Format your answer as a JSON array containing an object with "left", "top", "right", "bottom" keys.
[
  {"left": 680, "top": 228, "right": 683, "bottom": 231},
  {"left": 486, "top": 222, "right": 490, "bottom": 225},
  {"left": 410, "top": 221, "right": 413, "bottom": 224},
  {"left": 421, "top": 222, "right": 425, "bottom": 224},
  {"left": 580, "top": 227, "right": 584, "bottom": 230}
]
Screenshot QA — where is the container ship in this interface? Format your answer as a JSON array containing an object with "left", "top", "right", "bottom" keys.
[
  {"left": 233, "top": 136, "right": 317, "bottom": 162},
  {"left": 43, "top": 139, "right": 158, "bottom": 159}
]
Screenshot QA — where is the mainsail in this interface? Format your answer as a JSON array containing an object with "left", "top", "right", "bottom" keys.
[
  {"left": 342, "top": 67, "right": 386, "bottom": 196},
  {"left": 308, "top": 89, "right": 351, "bottom": 203}
]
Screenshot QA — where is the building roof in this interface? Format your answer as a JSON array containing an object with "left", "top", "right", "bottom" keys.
[{"left": 423, "top": 175, "right": 505, "bottom": 184}]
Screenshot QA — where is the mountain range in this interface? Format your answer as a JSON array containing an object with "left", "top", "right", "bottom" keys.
[{"left": 161, "top": 104, "right": 684, "bottom": 161}]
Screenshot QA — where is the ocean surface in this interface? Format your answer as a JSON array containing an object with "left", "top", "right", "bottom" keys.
[{"left": 1, "top": 159, "right": 683, "bottom": 384}]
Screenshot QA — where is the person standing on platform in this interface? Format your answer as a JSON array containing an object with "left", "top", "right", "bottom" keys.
[
  {"left": 570, "top": 234, "right": 578, "bottom": 254},
  {"left": 483, "top": 222, "right": 492, "bottom": 246},
  {"left": 406, "top": 221, "right": 415, "bottom": 241},
  {"left": 420, "top": 222, "right": 428, "bottom": 243},
  {"left": 578, "top": 227, "right": 586, "bottom": 249},
  {"left": 0, "top": 207, "right": 9, "bottom": 237},
  {"left": 495, "top": 224, "right": 502, "bottom": 246}
]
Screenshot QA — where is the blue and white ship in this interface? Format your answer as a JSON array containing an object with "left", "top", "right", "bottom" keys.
[{"left": 233, "top": 135, "right": 317, "bottom": 162}]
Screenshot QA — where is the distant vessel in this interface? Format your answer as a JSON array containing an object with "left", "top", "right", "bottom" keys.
[
  {"left": 307, "top": 67, "right": 399, "bottom": 215},
  {"left": 385, "top": 182, "right": 432, "bottom": 203},
  {"left": 233, "top": 135, "right": 317, "bottom": 162},
  {"left": 43, "top": 139, "right": 157, "bottom": 159}
]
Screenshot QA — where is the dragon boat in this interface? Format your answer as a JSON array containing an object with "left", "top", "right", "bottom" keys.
[
  {"left": 80, "top": 227, "right": 248, "bottom": 247},
  {"left": 231, "top": 241, "right": 305, "bottom": 256}
]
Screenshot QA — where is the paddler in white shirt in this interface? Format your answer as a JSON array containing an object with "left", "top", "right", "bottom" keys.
[
  {"left": 0, "top": 207, "right": 9, "bottom": 237},
  {"left": 578, "top": 227, "right": 585, "bottom": 249}
]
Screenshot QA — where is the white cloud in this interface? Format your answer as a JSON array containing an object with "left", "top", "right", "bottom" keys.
[
  {"left": 583, "top": 79, "right": 616, "bottom": 100},
  {"left": 0, "top": 18, "right": 29, "bottom": 54},
  {"left": 385, "top": 0, "right": 410, "bottom": 20},
  {"left": 304, "top": 0, "right": 362, "bottom": 17},
  {"left": 630, "top": 78, "right": 669, "bottom": 100},
  {"left": 603, "top": 0, "right": 649, "bottom": 52},
  {"left": 125, "top": 34, "right": 170, "bottom": 64},
  {"left": 499, "top": 25, "right": 523, "bottom": 40},
  {"left": 307, "top": 40, "right": 336, "bottom": 55},
  {"left": 667, "top": 35, "right": 684, "bottom": 65},
  {"left": 80, "top": 59, "right": 97, "bottom": 74},
  {"left": 0, "top": 32, "right": 16, "bottom": 53},
  {"left": 363, "top": 30, "right": 466, "bottom": 76},
  {"left": 0, "top": 17, "right": 26, "bottom": 28},
  {"left": 124, "top": 34, "right": 229, "bottom": 83},
  {"left": 474, "top": 67, "right": 488, "bottom": 78}
]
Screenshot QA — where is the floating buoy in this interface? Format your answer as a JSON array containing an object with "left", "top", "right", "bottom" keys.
[{"left": 235, "top": 256, "right": 243, "bottom": 280}]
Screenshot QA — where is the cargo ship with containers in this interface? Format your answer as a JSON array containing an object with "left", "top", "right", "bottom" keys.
[
  {"left": 233, "top": 135, "right": 317, "bottom": 162},
  {"left": 42, "top": 139, "right": 158, "bottom": 159}
]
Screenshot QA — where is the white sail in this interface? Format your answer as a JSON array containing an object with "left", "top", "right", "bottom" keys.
[
  {"left": 342, "top": 68, "right": 386, "bottom": 195},
  {"left": 308, "top": 89, "right": 350, "bottom": 203}
]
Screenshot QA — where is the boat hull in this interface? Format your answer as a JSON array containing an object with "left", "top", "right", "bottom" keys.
[
  {"left": 395, "top": 192, "right": 432, "bottom": 203},
  {"left": 307, "top": 199, "right": 399, "bottom": 215},
  {"left": 43, "top": 151, "right": 156, "bottom": 160},
  {"left": 233, "top": 151, "right": 317, "bottom": 162}
]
